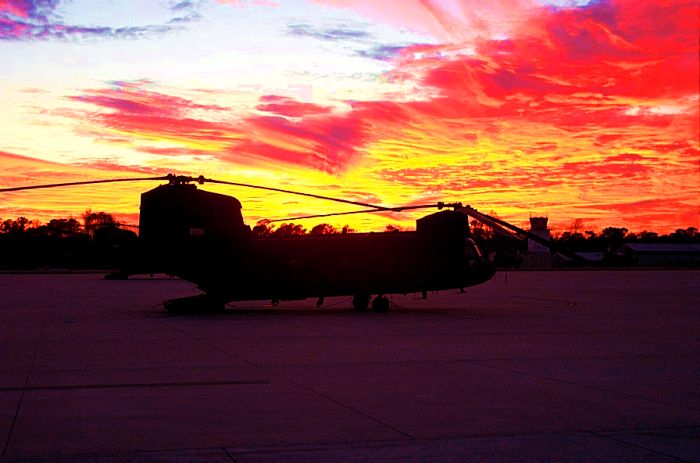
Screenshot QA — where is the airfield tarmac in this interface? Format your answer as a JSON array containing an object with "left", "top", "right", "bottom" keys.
[{"left": 0, "top": 269, "right": 698, "bottom": 462}]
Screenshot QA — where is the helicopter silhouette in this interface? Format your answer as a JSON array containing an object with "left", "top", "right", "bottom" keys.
[{"left": 1, "top": 174, "right": 556, "bottom": 312}]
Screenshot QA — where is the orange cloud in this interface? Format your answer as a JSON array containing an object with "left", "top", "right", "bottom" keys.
[{"left": 0, "top": 151, "right": 151, "bottom": 226}]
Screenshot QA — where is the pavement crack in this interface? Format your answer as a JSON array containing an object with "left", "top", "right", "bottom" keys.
[
  {"left": 223, "top": 446, "right": 239, "bottom": 462},
  {"left": 591, "top": 431, "right": 695, "bottom": 463},
  {"left": 160, "top": 321, "right": 416, "bottom": 441},
  {"left": 2, "top": 318, "right": 47, "bottom": 457},
  {"left": 363, "top": 338, "right": 700, "bottom": 412},
  {"left": 0, "top": 379, "right": 270, "bottom": 393}
]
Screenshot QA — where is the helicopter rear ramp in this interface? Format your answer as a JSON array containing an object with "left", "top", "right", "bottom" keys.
[{"left": 0, "top": 270, "right": 698, "bottom": 462}]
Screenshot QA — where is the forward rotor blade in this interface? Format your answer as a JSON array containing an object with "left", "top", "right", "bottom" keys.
[
  {"left": 202, "top": 177, "right": 391, "bottom": 210},
  {"left": 268, "top": 204, "right": 441, "bottom": 223},
  {"left": 4, "top": 172, "right": 406, "bottom": 213},
  {"left": 0, "top": 176, "right": 170, "bottom": 193}
]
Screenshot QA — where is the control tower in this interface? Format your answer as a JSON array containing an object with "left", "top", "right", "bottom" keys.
[
  {"left": 528, "top": 217, "right": 551, "bottom": 252},
  {"left": 522, "top": 216, "right": 551, "bottom": 268}
]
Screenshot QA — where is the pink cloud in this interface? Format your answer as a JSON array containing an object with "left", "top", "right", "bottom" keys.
[
  {"left": 68, "top": 82, "right": 374, "bottom": 174},
  {"left": 0, "top": 0, "right": 32, "bottom": 18},
  {"left": 256, "top": 95, "right": 332, "bottom": 118},
  {"left": 71, "top": 84, "right": 230, "bottom": 118}
]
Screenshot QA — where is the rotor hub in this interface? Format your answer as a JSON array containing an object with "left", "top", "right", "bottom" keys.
[{"left": 166, "top": 174, "right": 206, "bottom": 186}]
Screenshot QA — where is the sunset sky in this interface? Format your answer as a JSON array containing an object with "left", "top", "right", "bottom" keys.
[{"left": 1, "top": 0, "right": 698, "bottom": 233}]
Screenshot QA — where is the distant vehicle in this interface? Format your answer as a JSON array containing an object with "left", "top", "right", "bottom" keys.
[{"left": 2, "top": 174, "right": 552, "bottom": 312}]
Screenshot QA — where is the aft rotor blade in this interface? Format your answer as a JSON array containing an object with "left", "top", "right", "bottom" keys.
[
  {"left": 202, "top": 177, "right": 391, "bottom": 211},
  {"left": 464, "top": 207, "right": 548, "bottom": 246},
  {"left": 0, "top": 176, "right": 170, "bottom": 193},
  {"left": 464, "top": 206, "right": 586, "bottom": 262},
  {"left": 268, "top": 204, "right": 441, "bottom": 223}
]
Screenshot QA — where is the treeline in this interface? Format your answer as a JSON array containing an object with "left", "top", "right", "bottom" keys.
[
  {"left": 552, "top": 226, "right": 699, "bottom": 252},
  {"left": 0, "top": 212, "right": 136, "bottom": 270},
  {"left": 250, "top": 220, "right": 355, "bottom": 237},
  {"left": 1, "top": 213, "right": 698, "bottom": 270}
]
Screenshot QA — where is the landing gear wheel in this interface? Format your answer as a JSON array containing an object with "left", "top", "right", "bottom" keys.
[
  {"left": 352, "top": 294, "right": 370, "bottom": 311},
  {"left": 371, "top": 295, "right": 390, "bottom": 313}
]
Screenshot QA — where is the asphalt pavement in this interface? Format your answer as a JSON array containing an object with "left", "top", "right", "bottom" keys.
[{"left": 0, "top": 269, "right": 698, "bottom": 462}]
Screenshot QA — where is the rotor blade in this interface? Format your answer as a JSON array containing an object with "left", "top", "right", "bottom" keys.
[
  {"left": 460, "top": 208, "right": 523, "bottom": 240},
  {"left": 267, "top": 204, "right": 442, "bottom": 223},
  {"left": 0, "top": 176, "right": 170, "bottom": 193},
  {"left": 463, "top": 206, "right": 586, "bottom": 262},
  {"left": 464, "top": 207, "right": 549, "bottom": 246},
  {"left": 202, "top": 177, "right": 391, "bottom": 210}
]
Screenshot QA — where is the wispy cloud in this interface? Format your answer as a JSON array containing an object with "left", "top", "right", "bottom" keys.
[
  {"left": 0, "top": 0, "right": 202, "bottom": 40},
  {"left": 286, "top": 21, "right": 415, "bottom": 61},
  {"left": 356, "top": 44, "right": 408, "bottom": 61},
  {"left": 287, "top": 22, "right": 370, "bottom": 41},
  {"left": 311, "top": 0, "right": 538, "bottom": 44}
]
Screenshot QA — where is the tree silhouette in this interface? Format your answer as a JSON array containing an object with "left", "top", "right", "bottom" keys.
[
  {"left": 310, "top": 223, "right": 338, "bottom": 235},
  {"left": 600, "top": 227, "right": 628, "bottom": 250},
  {"left": 1, "top": 217, "right": 32, "bottom": 234},
  {"left": 82, "top": 210, "right": 117, "bottom": 238},
  {"left": 638, "top": 231, "right": 659, "bottom": 241},
  {"left": 272, "top": 223, "right": 306, "bottom": 237},
  {"left": 669, "top": 227, "right": 698, "bottom": 242},
  {"left": 252, "top": 219, "right": 274, "bottom": 238},
  {"left": 44, "top": 218, "right": 82, "bottom": 237},
  {"left": 568, "top": 218, "right": 585, "bottom": 234}
]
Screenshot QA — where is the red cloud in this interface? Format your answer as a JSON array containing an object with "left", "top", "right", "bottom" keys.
[
  {"left": 69, "top": 82, "right": 373, "bottom": 174},
  {"left": 387, "top": 1, "right": 699, "bottom": 121},
  {"left": 256, "top": 95, "right": 331, "bottom": 118},
  {"left": 71, "top": 85, "right": 230, "bottom": 118},
  {"left": 231, "top": 113, "right": 370, "bottom": 172}
]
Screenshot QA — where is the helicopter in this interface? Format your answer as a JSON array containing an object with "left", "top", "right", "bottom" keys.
[{"left": 1, "top": 173, "right": 557, "bottom": 312}]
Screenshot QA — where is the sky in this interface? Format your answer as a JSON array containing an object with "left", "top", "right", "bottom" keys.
[{"left": 1, "top": 0, "right": 698, "bottom": 233}]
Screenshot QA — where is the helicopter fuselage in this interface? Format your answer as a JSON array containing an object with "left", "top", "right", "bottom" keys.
[
  {"left": 177, "top": 231, "right": 494, "bottom": 303},
  {"left": 136, "top": 183, "right": 494, "bottom": 308}
]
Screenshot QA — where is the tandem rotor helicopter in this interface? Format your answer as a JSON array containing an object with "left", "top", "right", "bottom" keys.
[{"left": 1, "top": 173, "right": 557, "bottom": 312}]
